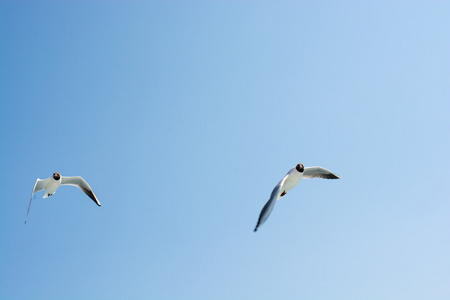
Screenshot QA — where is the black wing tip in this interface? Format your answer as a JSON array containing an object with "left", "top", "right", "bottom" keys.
[
  {"left": 81, "top": 187, "right": 101, "bottom": 206},
  {"left": 254, "top": 218, "right": 262, "bottom": 232},
  {"left": 254, "top": 218, "right": 261, "bottom": 232},
  {"left": 324, "top": 173, "right": 340, "bottom": 179}
]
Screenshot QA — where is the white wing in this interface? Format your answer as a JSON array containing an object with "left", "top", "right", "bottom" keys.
[
  {"left": 25, "top": 178, "right": 50, "bottom": 224},
  {"left": 61, "top": 176, "right": 101, "bottom": 206},
  {"left": 254, "top": 174, "right": 289, "bottom": 232},
  {"left": 303, "top": 167, "right": 340, "bottom": 179}
]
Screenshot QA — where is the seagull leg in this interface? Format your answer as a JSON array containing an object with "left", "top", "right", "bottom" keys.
[{"left": 280, "top": 191, "right": 287, "bottom": 197}]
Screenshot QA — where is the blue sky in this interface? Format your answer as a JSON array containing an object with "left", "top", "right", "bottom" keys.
[{"left": 1, "top": 1, "right": 449, "bottom": 299}]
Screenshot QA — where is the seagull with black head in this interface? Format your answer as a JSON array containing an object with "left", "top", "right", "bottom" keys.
[
  {"left": 25, "top": 172, "right": 101, "bottom": 223},
  {"left": 254, "top": 164, "right": 340, "bottom": 232}
]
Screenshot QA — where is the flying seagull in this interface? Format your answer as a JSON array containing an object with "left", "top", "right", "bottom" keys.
[
  {"left": 25, "top": 172, "right": 101, "bottom": 223},
  {"left": 254, "top": 164, "right": 340, "bottom": 232}
]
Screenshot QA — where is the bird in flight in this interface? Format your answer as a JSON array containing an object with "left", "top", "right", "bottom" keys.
[
  {"left": 254, "top": 164, "right": 340, "bottom": 232},
  {"left": 25, "top": 172, "right": 101, "bottom": 223}
]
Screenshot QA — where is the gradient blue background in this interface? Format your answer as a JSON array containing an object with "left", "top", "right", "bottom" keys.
[{"left": 1, "top": 1, "right": 449, "bottom": 299}]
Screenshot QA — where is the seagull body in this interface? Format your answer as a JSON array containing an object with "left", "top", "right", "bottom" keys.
[
  {"left": 254, "top": 164, "right": 340, "bottom": 232},
  {"left": 25, "top": 172, "right": 100, "bottom": 223}
]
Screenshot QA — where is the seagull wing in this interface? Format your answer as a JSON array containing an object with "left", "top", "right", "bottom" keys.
[
  {"left": 61, "top": 176, "right": 101, "bottom": 206},
  {"left": 25, "top": 178, "right": 50, "bottom": 224},
  {"left": 254, "top": 174, "right": 289, "bottom": 232},
  {"left": 303, "top": 167, "right": 340, "bottom": 179}
]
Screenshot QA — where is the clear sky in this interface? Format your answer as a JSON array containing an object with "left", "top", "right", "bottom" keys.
[{"left": 1, "top": 1, "right": 449, "bottom": 299}]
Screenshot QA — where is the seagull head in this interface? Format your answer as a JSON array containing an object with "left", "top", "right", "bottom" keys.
[
  {"left": 53, "top": 172, "right": 61, "bottom": 180},
  {"left": 295, "top": 164, "right": 304, "bottom": 172}
]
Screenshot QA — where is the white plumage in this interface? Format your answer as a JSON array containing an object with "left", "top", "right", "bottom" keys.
[
  {"left": 254, "top": 164, "right": 340, "bottom": 232},
  {"left": 25, "top": 172, "right": 100, "bottom": 223}
]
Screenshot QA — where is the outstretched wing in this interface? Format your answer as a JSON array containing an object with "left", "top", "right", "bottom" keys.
[
  {"left": 303, "top": 167, "right": 340, "bottom": 179},
  {"left": 254, "top": 174, "right": 289, "bottom": 232},
  {"left": 25, "top": 178, "right": 50, "bottom": 224},
  {"left": 61, "top": 176, "right": 101, "bottom": 206}
]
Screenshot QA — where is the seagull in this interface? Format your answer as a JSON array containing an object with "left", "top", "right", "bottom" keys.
[
  {"left": 254, "top": 164, "right": 340, "bottom": 232},
  {"left": 25, "top": 172, "right": 101, "bottom": 223}
]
